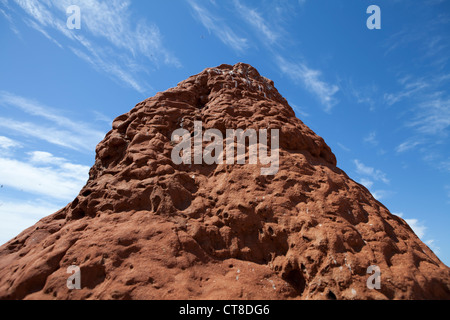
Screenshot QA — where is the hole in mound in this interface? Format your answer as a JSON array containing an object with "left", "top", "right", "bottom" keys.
[
  {"left": 82, "top": 190, "right": 92, "bottom": 197},
  {"left": 71, "top": 208, "right": 85, "bottom": 220},
  {"left": 327, "top": 290, "right": 337, "bottom": 300},
  {"left": 283, "top": 269, "right": 306, "bottom": 295}
]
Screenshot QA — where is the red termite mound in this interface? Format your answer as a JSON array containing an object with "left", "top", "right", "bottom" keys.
[{"left": 0, "top": 63, "right": 449, "bottom": 300}]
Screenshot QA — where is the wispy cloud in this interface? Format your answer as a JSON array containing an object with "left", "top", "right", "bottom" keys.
[
  {"left": 7, "top": 0, "right": 179, "bottom": 93},
  {"left": 275, "top": 55, "right": 339, "bottom": 112},
  {"left": 92, "top": 110, "right": 113, "bottom": 124},
  {"left": 364, "top": 131, "right": 379, "bottom": 146},
  {"left": 0, "top": 200, "right": 61, "bottom": 219},
  {"left": 69, "top": 46, "right": 149, "bottom": 93},
  {"left": 0, "top": 136, "right": 21, "bottom": 150},
  {"left": 232, "top": 0, "right": 280, "bottom": 44},
  {"left": 337, "top": 142, "right": 350, "bottom": 152},
  {"left": 0, "top": 199, "right": 63, "bottom": 245},
  {"left": 350, "top": 85, "right": 377, "bottom": 111},
  {"left": 185, "top": 1, "right": 339, "bottom": 112},
  {"left": 354, "top": 160, "right": 390, "bottom": 200},
  {"left": 289, "top": 103, "right": 310, "bottom": 118},
  {"left": 405, "top": 218, "right": 427, "bottom": 239},
  {"left": 0, "top": 151, "right": 89, "bottom": 201},
  {"left": 358, "top": 178, "right": 374, "bottom": 190},
  {"left": 0, "top": 91, "right": 105, "bottom": 152},
  {"left": 408, "top": 94, "right": 450, "bottom": 136},
  {"left": 383, "top": 18, "right": 450, "bottom": 70},
  {"left": 387, "top": 74, "right": 450, "bottom": 157},
  {"left": 0, "top": 2, "right": 20, "bottom": 35},
  {"left": 354, "top": 159, "right": 390, "bottom": 184},
  {"left": 187, "top": 0, "right": 249, "bottom": 52},
  {"left": 356, "top": 176, "right": 389, "bottom": 201},
  {"left": 384, "top": 77, "right": 430, "bottom": 106},
  {"left": 396, "top": 138, "right": 425, "bottom": 153},
  {"left": 395, "top": 212, "right": 440, "bottom": 254}
]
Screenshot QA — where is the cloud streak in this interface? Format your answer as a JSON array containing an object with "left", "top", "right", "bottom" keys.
[
  {"left": 0, "top": 136, "right": 21, "bottom": 150},
  {"left": 8, "top": 0, "right": 179, "bottom": 93},
  {"left": 276, "top": 55, "right": 339, "bottom": 112},
  {"left": 396, "top": 139, "right": 425, "bottom": 153},
  {"left": 409, "top": 94, "right": 450, "bottom": 136},
  {"left": 0, "top": 152, "right": 89, "bottom": 201},
  {"left": 233, "top": 0, "right": 280, "bottom": 44},
  {"left": 354, "top": 159, "right": 390, "bottom": 184},
  {"left": 0, "top": 91, "right": 105, "bottom": 152},
  {"left": 187, "top": 0, "right": 249, "bottom": 52},
  {"left": 395, "top": 212, "right": 440, "bottom": 254},
  {"left": 0, "top": 199, "right": 63, "bottom": 245}
]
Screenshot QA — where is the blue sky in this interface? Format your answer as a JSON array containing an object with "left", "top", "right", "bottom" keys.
[{"left": 0, "top": 0, "right": 449, "bottom": 266}]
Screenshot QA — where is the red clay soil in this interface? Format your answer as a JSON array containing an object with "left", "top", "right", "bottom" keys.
[{"left": 0, "top": 63, "right": 449, "bottom": 300}]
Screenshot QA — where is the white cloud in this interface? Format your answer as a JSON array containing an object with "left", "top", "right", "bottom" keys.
[
  {"left": 54, "top": 0, "right": 178, "bottom": 65},
  {"left": 92, "top": 110, "right": 113, "bottom": 124},
  {"left": 1, "top": 91, "right": 88, "bottom": 130},
  {"left": 28, "top": 151, "right": 65, "bottom": 165},
  {"left": 404, "top": 218, "right": 427, "bottom": 239},
  {"left": 187, "top": 1, "right": 339, "bottom": 112},
  {"left": 10, "top": 0, "right": 179, "bottom": 93},
  {"left": 356, "top": 172, "right": 389, "bottom": 200},
  {"left": 384, "top": 78, "right": 429, "bottom": 106},
  {"left": 69, "top": 46, "right": 149, "bottom": 94},
  {"left": 353, "top": 160, "right": 390, "bottom": 200},
  {"left": 354, "top": 159, "right": 390, "bottom": 184},
  {"left": 23, "top": 17, "right": 63, "bottom": 48},
  {"left": 337, "top": 142, "right": 350, "bottom": 152},
  {"left": 275, "top": 55, "right": 339, "bottom": 112},
  {"left": 0, "top": 118, "right": 98, "bottom": 151},
  {"left": 0, "top": 91, "right": 105, "bottom": 151},
  {"left": 364, "top": 131, "right": 378, "bottom": 146},
  {"left": 409, "top": 95, "right": 450, "bottom": 136},
  {"left": 358, "top": 178, "right": 374, "bottom": 190},
  {"left": 425, "top": 239, "right": 441, "bottom": 254},
  {"left": 370, "top": 190, "right": 389, "bottom": 201},
  {"left": 0, "top": 200, "right": 61, "bottom": 218},
  {"left": 0, "top": 3, "right": 20, "bottom": 35},
  {"left": 233, "top": 0, "right": 280, "bottom": 44},
  {"left": 289, "top": 103, "right": 310, "bottom": 118},
  {"left": 0, "top": 153, "right": 89, "bottom": 201},
  {"left": 396, "top": 139, "right": 424, "bottom": 153},
  {"left": 0, "top": 136, "right": 21, "bottom": 150},
  {"left": 187, "top": 0, "right": 249, "bottom": 52},
  {"left": 385, "top": 74, "right": 450, "bottom": 140},
  {"left": 394, "top": 212, "right": 440, "bottom": 254},
  {"left": 352, "top": 89, "right": 376, "bottom": 110},
  {"left": 0, "top": 200, "right": 62, "bottom": 245}
]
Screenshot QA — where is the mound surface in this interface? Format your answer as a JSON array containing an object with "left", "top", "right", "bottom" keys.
[{"left": 0, "top": 63, "right": 449, "bottom": 300}]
